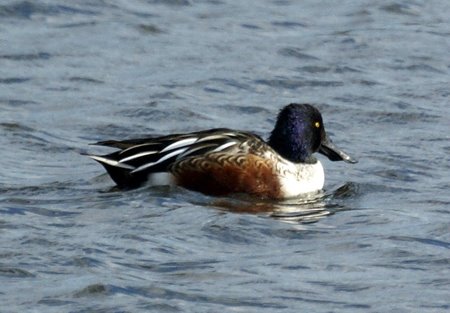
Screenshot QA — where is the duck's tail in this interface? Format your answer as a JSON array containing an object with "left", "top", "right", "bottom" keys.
[{"left": 87, "top": 154, "right": 149, "bottom": 188}]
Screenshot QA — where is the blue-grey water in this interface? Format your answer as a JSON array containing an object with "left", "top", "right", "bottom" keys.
[{"left": 1, "top": 1, "right": 449, "bottom": 312}]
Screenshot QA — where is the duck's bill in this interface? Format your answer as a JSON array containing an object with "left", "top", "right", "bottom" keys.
[{"left": 319, "top": 135, "right": 357, "bottom": 164}]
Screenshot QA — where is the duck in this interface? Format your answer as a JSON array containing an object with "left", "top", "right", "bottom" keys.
[{"left": 88, "top": 103, "right": 356, "bottom": 199}]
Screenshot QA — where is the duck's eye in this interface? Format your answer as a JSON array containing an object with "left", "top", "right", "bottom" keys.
[{"left": 314, "top": 121, "right": 321, "bottom": 128}]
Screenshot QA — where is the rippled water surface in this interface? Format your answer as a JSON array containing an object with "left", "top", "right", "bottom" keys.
[{"left": 1, "top": 1, "right": 449, "bottom": 312}]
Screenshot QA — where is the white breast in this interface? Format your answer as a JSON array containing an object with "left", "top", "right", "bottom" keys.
[{"left": 277, "top": 160, "right": 325, "bottom": 198}]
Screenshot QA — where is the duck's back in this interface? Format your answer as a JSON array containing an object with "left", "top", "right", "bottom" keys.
[{"left": 89, "top": 128, "right": 271, "bottom": 189}]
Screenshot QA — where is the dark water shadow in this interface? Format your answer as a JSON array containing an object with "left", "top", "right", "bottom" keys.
[
  {"left": 92, "top": 177, "right": 360, "bottom": 224},
  {"left": 205, "top": 182, "right": 360, "bottom": 224}
]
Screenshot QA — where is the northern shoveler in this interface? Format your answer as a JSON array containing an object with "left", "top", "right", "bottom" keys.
[{"left": 88, "top": 103, "right": 356, "bottom": 199}]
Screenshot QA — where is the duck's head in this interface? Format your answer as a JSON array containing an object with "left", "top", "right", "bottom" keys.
[{"left": 268, "top": 103, "right": 357, "bottom": 164}]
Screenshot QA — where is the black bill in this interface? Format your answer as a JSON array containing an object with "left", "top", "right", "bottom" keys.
[{"left": 319, "top": 134, "right": 357, "bottom": 163}]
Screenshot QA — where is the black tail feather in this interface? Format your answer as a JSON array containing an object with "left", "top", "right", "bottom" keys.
[{"left": 90, "top": 156, "right": 147, "bottom": 188}]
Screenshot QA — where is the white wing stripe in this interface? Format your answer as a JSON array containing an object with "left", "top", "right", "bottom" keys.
[
  {"left": 89, "top": 155, "right": 135, "bottom": 170},
  {"left": 119, "top": 151, "right": 158, "bottom": 163},
  {"left": 197, "top": 135, "right": 227, "bottom": 142},
  {"left": 120, "top": 143, "right": 158, "bottom": 155},
  {"left": 176, "top": 143, "right": 216, "bottom": 159},
  {"left": 131, "top": 147, "right": 189, "bottom": 173},
  {"left": 160, "top": 137, "right": 198, "bottom": 153},
  {"left": 212, "top": 141, "right": 237, "bottom": 152},
  {"left": 197, "top": 133, "right": 238, "bottom": 142}
]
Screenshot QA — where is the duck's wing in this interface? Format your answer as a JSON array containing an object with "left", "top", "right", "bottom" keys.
[{"left": 88, "top": 128, "right": 264, "bottom": 188}]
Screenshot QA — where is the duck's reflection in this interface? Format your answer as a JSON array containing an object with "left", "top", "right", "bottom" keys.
[{"left": 210, "top": 182, "right": 358, "bottom": 224}]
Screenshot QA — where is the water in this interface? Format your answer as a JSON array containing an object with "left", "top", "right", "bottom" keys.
[{"left": 1, "top": 0, "right": 449, "bottom": 312}]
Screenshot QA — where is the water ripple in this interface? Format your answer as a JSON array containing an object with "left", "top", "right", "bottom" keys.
[
  {"left": 1, "top": 0, "right": 449, "bottom": 312},
  {"left": 0, "top": 267, "right": 35, "bottom": 278},
  {"left": 0, "top": 1, "right": 97, "bottom": 19},
  {"left": 255, "top": 78, "right": 344, "bottom": 89},
  {"left": 0, "top": 52, "right": 51, "bottom": 61}
]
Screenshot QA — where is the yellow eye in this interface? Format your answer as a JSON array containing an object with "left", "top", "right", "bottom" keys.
[{"left": 314, "top": 122, "right": 321, "bottom": 128}]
